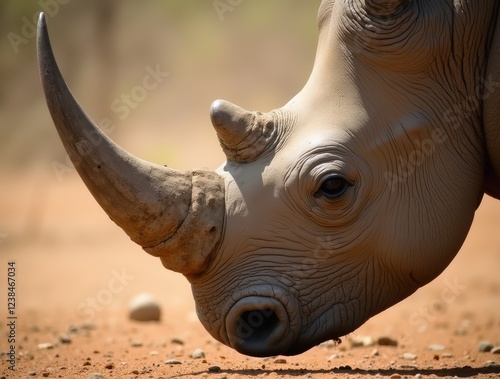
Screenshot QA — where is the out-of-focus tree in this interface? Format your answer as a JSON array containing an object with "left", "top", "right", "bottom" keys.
[{"left": 89, "top": 0, "right": 118, "bottom": 125}]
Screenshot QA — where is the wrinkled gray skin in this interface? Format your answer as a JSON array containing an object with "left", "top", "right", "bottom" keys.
[{"left": 38, "top": 0, "right": 500, "bottom": 357}]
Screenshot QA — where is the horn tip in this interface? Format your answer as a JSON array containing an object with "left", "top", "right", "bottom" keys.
[
  {"left": 38, "top": 12, "right": 46, "bottom": 26},
  {"left": 210, "top": 99, "right": 230, "bottom": 128},
  {"left": 37, "top": 13, "right": 47, "bottom": 39},
  {"left": 37, "top": 12, "right": 51, "bottom": 58},
  {"left": 210, "top": 99, "right": 250, "bottom": 129}
]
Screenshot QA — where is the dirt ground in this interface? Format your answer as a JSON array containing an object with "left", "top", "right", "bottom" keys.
[{"left": 0, "top": 173, "right": 499, "bottom": 379}]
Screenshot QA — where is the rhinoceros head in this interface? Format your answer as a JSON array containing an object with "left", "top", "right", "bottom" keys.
[{"left": 38, "top": 0, "right": 500, "bottom": 357}]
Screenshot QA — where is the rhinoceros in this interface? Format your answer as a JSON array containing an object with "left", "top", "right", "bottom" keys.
[{"left": 37, "top": 0, "right": 499, "bottom": 357}]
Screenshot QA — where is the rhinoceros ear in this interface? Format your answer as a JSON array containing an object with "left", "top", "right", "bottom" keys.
[{"left": 483, "top": 10, "right": 500, "bottom": 199}]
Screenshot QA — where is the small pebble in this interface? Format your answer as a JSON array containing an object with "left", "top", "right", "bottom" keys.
[
  {"left": 491, "top": 346, "right": 500, "bottom": 354},
  {"left": 149, "top": 350, "right": 159, "bottom": 356},
  {"left": 38, "top": 342, "right": 55, "bottom": 350},
  {"left": 415, "top": 374, "right": 423, "bottom": 379},
  {"left": 389, "top": 375, "right": 401, "bottom": 379},
  {"left": 192, "top": 348, "right": 206, "bottom": 359},
  {"left": 171, "top": 338, "right": 185, "bottom": 345},
  {"left": 274, "top": 358, "right": 287, "bottom": 364},
  {"left": 130, "top": 341, "right": 143, "bottom": 347},
  {"left": 87, "top": 374, "right": 106, "bottom": 379},
  {"left": 129, "top": 293, "right": 161, "bottom": 322},
  {"left": 350, "top": 335, "right": 374, "bottom": 348},
  {"left": 58, "top": 334, "right": 71, "bottom": 344},
  {"left": 478, "top": 341, "right": 494, "bottom": 352},
  {"left": 441, "top": 353, "right": 453, "bottom": 358},
  {"left": 105, "top": 363, "right": 115, "bottom": 370},
  {"left": 327, "top": 354, "right": 341, "bottom": 361},
  {"left": 28, "top": 372, "right": 37, "bottom": 377},
  {"left": 208, "top": 366, "right": 221, "bottom": 373},
  {"left": 42, "top": 373, "right": 49, "bottom": 378},
  {"left": 83, "top": 361, "right": 92, "bottom": 366},
  {"left": 427, "top": 344, "right": 445, "bottom": 351},
  {"left": 402, "top": 353, "right": 417, "bottom": 360},
  {"left": 377, "top": 336, "right": 398, "bottom": 347},
  {"left": 165, "top": 359, "right": 182, "bottom": 365},
  {"left": 371, "top": 349, "right": 380, "bottom": 357}
]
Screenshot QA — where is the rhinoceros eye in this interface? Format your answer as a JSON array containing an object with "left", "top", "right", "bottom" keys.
[{"left": 316, "top": 175, "right": 350, "bottom": 199}]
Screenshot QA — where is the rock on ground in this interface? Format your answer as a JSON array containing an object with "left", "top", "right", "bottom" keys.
[{"left": 128, "top": 293, "right": 161, "bottom": 322}]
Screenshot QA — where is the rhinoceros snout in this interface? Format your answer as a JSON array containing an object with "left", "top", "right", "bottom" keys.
[{"left": 225, "top": 295, "right": 299, "bottom": 357}]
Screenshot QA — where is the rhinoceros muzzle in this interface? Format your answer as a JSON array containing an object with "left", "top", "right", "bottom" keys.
[{"left": 222, "top": 286, "right": 301, "bottom": 356}]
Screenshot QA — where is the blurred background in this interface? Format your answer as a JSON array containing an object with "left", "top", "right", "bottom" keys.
[
  {"left": 0, "top": 1, "right": 321, "bottom": 314},
  {"left": 0, "top": 0, "right": 319, "bottom": 171}
]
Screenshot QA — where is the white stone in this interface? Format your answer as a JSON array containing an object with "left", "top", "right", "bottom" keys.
[
  {"left": 191, "top": 348, "right": 206, "bottom": 359},
  {"left": 38, "top": 342, "right": 55, "bottom": 350},
  {"left": 402, "top": 353, "right": 417, "bottom": 360},
  {"left": 128, "top": 293, "right": 161, "bottom": 322}
]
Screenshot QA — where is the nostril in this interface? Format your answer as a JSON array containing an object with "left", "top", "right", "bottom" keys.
[
  {"left": 226, "top": 296, "right": 296, "bottom": 357},
  {"left": 238, "top": 308, "right": 279, "bottom": 342}
]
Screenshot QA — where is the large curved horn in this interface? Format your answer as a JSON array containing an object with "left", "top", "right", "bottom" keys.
[{"left": 37, "top": 13, "right": 224, "bottom": 276}]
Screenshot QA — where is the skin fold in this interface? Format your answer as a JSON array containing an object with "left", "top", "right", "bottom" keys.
[{"left": 38, "top": 0, "right": 500, "bottom": 357}]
